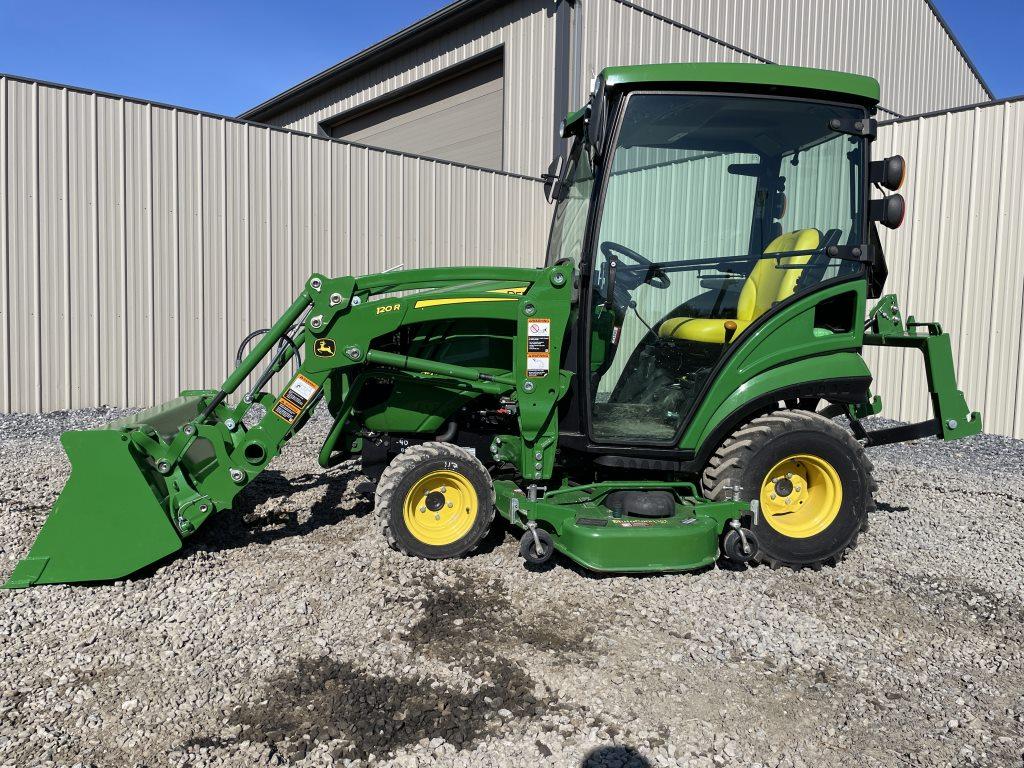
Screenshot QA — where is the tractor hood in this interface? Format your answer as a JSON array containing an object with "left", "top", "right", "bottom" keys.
[
  {"left": 403, "top": 278, "right": 529, "bottom": 309},
  {"left": 354, "top": 265, "right": 546, "bottom": 302}
]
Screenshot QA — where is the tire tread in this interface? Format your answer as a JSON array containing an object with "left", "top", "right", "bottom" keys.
[
  {"left": 375, "top": 442, "right": 495, "bottom": 557},
  {"left": 700, "top": 409, "right": 874, "bottom": 571}
]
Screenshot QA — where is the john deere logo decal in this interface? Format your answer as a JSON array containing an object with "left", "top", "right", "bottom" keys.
[{"left": 314, "top": 338, "right": 336, "bottom": 358}]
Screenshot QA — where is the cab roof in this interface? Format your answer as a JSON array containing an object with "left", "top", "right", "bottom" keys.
[{"left": 601, "top": 62, "right": 880, "bottom": 106}]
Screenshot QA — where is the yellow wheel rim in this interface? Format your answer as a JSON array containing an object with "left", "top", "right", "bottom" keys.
[
  {"left": 402, "top": 470, "right": 478, "bottom": 546},
  {"left": 759, "top": 454, "right": 843, "bottom": 539}
]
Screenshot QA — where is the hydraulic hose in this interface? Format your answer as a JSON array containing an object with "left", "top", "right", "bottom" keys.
[
  {"left": 235, "top": 328, "right": 302, "bottom": 367},
  {"left": 194, "top": 292, "right": 312, "bottom": 424}
]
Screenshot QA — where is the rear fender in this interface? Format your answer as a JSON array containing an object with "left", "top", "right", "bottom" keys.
[{"left": 687, "top": 352, "right": 873, "bottom": 452}]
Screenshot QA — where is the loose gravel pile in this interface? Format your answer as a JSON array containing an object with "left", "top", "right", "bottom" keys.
[{"left": 1, "top": 408, "right": 1022, "bottom": 768}]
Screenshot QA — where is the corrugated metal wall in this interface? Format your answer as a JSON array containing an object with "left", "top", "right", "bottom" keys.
[
  {"left": 613, "top": 0, "right": 990, "bottom": 116},
  {"left": 0, "top": 75, "right": 551, "bottom": 413},
  {"left": 579, "top": 0, "right": 756, "bottom": 98},
  {"left": 266, "top": 0, "right": 990, "bottom": 176},
  {"left": 874, "top": 99, "right": 1024, "bottom": 439},
  {"left": 267, "top": 0, "right": 564, "bottom": 179},
  {"left": 3, "top": 75, "right": 1023, "bottom": 438}
]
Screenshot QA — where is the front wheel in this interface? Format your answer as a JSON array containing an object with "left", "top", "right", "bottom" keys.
[
  {"left": 375, "top": 442, "right": 495, "bottom": 559},
  {"left": 702, "top": 410, "right": 875, "bottom": 570}
]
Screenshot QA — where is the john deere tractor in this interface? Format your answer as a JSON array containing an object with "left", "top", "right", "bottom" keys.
[{"left": 6, "top": 63, "right": 981, "bottom": 588}]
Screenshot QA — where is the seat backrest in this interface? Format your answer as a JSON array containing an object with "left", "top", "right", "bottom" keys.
[{"left": 735, "top": 229, "right": 820, "bottom": 322}]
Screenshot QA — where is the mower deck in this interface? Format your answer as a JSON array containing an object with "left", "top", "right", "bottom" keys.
[{"left": 494, "top": 480, "right": 748, "bottom": 573}]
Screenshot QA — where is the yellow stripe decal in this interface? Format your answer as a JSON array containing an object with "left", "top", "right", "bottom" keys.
[
  {"left": 487, "top": 286, "right": 527, "bottom": 295},
  {"left": 413, "top": 297, "right": 519, "bottom": 309}
]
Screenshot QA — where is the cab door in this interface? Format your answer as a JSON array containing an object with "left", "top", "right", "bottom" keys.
[{"left": 583, "top": 92, "right": 866, "bottom": 446}]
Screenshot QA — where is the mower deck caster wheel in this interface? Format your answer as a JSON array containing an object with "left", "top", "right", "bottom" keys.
[
  {"left": 722, "top": 525, "right": 758, "bottom": 563},
  {"left": 520, "top": 527, "right": 554, "bottom": 565}
]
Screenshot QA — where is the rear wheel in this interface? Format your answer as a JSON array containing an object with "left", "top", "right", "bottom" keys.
[
  {"left": 375, "top": 443, "right": 495, "bottom": 559},
  {"left": 701, "top": 410, "right": 874, "bottom": 570}
]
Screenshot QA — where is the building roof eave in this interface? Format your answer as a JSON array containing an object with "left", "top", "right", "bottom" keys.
[{"left": 239, "top": 0, "right": 499, "bottom": 122}]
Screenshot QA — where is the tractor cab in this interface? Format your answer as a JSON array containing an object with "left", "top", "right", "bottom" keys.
[{"left": 546, "top": 64, "right": 902, "bottom": 450}]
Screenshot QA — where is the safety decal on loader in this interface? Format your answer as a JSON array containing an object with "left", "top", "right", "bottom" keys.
[
  {"left": 526, "top": 318, "right": 551, "bottom": 378},
  {"left": 274, "top": 373, "right": 320, "bottom": 424}
]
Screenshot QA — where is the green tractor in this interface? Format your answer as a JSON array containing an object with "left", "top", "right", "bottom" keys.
[{"left": 6, "top": 63, "right": 981, "bottom": 588}]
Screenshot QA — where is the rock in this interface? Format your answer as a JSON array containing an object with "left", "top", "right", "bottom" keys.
[{"left": 0, "top": 408, "right": 1022, "bottom": 768}]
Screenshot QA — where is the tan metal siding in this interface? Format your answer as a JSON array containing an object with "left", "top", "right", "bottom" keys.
[
  {"left": 331, "top": 58, "right": 504, "bottom": 169},
  {"left": 262, "top": 0, "right": 988, "bottom": 177},
  {"left": 4, "top": 74, "right": 1024, "bottom": 439},
  {"left": 619, "top": 0, "right": 990, "bottom": 116},
  {"left": 873, "top": 101, "right": 1024, "bottom": 438},
  {"left": 269, "top": 0, "right": 561, "bottom": 179},
  {"left": 0, "top": 75, "right": 550, "bottom": 413}
]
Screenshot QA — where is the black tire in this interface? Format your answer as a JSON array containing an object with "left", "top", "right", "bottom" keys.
[
  {"left": 375, "top": 442, "right": 495, "bottom": 559},
  {"left": 701, "top": 410, "right": 876, "bottom": 570},
  {"left": 519, "top": 528, "right": 555, "bottom": 564}
]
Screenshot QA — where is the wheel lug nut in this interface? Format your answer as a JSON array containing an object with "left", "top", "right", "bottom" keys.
[{"left": 447, "top": 502, "right": 453, "bottom": 508}]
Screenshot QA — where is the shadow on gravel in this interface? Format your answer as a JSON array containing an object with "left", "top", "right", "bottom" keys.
[
  {"left": 581, "top": 745, "right": 652, "bottom": 768},
  {"left": 399, "top": 575, "right": 594, "bottom": 660},
  {"left": 185, "top": 655, "right": 548, "bottom": 763},
  {"left": 183, "top": 575, "right": 595, "bottom": 762},
  {"left": 874, "top": 500, "right": 911, "bottom": 515},
  {"left": 472, "top": 514, "right": 520, "bottom": 556},
  {"left": 194, "top": 467, "right": 371, "bottom": 553}
]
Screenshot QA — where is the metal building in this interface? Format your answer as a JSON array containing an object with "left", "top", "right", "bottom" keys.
[
  {"left": 241, "top": 0, "right": 992, "bottom": 177},
  {"left": 3, "top": 0, "right": 1024, "bottom": 439}
]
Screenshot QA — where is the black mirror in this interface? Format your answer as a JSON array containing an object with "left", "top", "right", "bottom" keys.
[
  {"left": 870, "top": 193, "right": 905, "bottom": 229},
  {"left": 727, "top": 163, "right": 761, "bottom": 176},
  {"left": 870, "top": 155, "right": 906, "bottom": 191},
  {"left": 586, "top": 78, "right": 608, "bottom": 161},
  {"left": 542, "top": 155, "right": 565, "bottom": 203}
]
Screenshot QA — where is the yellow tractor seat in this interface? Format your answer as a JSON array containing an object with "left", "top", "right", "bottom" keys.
[{"left": 658, "top": 228, "right": 821, "bottom": 345}]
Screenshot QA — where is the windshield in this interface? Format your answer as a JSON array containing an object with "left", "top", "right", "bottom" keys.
[
  {"left": 545, "top": 141, "right": 595, "bottom": 265},
  {"left": 588, "top": 92, "right": 867, "bottom": 444}
]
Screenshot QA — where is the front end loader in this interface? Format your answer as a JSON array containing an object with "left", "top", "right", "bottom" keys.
[{"left": 6, "top": 63, "right": 981, "bottom": 588}]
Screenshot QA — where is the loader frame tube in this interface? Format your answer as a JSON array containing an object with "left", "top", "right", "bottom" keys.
[{"left": 196, "top": 291, "right": 312, "bottom": 424}]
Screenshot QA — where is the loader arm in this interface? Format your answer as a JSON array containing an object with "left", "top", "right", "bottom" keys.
[{"left": 5, "top": 262, "right": 576, "bottom": 588}]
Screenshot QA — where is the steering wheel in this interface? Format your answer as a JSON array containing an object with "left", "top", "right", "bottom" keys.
[{"left": 599, "top": 241, "right": 671, "bottom": 289}]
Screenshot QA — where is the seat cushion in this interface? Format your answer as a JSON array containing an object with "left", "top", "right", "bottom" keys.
[
  {"left": 657, "top": 228, "right": 820, "bottom": 346},
  {"left": 658, "top": 316, "right": 751, "bottom": 344}
]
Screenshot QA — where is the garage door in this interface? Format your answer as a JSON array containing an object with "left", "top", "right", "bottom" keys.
[{"left": 330, "top": 58, "right": 504, "bottom": 170}]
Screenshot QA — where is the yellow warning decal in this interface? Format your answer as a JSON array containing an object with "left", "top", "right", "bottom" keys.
[
  {"left": 274, "top": 373, "right": 319, "bottom": 424},
  {"left": 413, "top": 297, "right": 518, "bottom": 309}
]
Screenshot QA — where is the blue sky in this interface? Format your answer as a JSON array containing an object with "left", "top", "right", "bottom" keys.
[
  {"left": 932, "top": 0, "right": 1023, "bottom": 99},
  {"left": 0, "top": 0, "right": 1020, "bottom": 117}
]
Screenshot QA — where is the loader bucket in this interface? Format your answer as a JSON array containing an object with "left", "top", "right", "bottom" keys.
[{"left": 3, "top": 426, "right": 183, "bottom": 588}]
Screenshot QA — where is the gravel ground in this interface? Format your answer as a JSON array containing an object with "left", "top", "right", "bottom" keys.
[{"left": 1, "top": 407, "right": 1022, "bottom": 768}]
